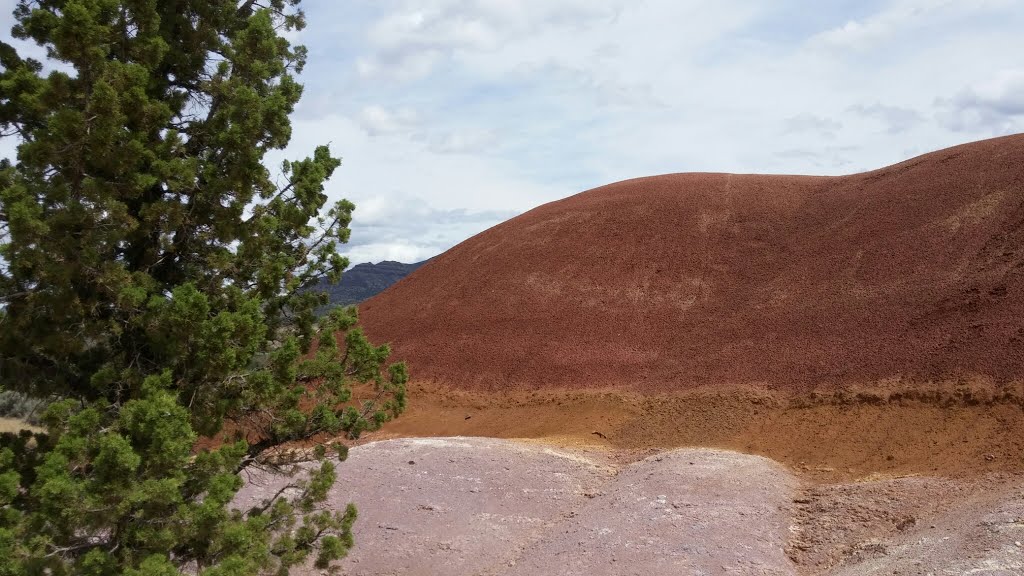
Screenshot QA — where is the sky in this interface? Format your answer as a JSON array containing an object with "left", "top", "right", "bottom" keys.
[{"left": 3, "top": 0, "right": 1024, "bottom": 264}]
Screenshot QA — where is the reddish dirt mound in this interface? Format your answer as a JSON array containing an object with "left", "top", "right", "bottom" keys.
[{"left": 361, "top": 134, "right": 1024, "bottom": 392}]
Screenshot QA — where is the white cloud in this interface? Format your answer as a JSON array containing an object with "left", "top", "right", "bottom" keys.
[
  {"left": 295, "top": 0, "right": 1024, "bottom": 261},
  {"left": 331, "top": 181, "right": 519, "bottom": 264},
  {"left": 808, "top": 0, "right": 1013, "bottom": 51},
  {"left": 356, "top": 107, "right": 497, "bottom": 154},
  {"left": 847, "top": 103, "right": 924, "bottom": 134},
  {"left": 344, "top": 241, "right": 435, "bottom": 265},
  {"left": 939, "top": 69, "right": 1024, "bottom": 134},
  {"left": 356, "top": 50, "right": 441, "bottom": 82},
  {"left": 775, "top": 145, "right": 860, "bottom": 170},
  {"left": 357, "top": 105, "right": 419, "bottom": 136},
  {"left": 268, "top": 110, "right": 564, "bottom": 262},
  {"left": 354, "top": 0, "right": 626, "bottom": 81},
  {"left": 809, "top": 2, "right": 941, "bottom": 50},
  {"left": 420, "top": 129, "right": 498, "bottom": 154},
  {"left": 783, "top": 114, "right": 843, "bottom": 139},
  {"left": 5, "top": 0, "right": 1024, "bottom": 264}
]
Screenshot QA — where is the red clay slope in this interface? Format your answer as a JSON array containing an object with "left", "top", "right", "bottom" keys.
[{"left": 359, "top": 135, "right": 1024, "bottom": 393}]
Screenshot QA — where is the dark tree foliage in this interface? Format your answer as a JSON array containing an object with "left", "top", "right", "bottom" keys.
[{"left": 0, "top": 1, "right": 408, "bottom": 573}]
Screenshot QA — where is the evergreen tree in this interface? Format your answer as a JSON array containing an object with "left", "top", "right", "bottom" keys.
[{"left": 0, "top": 1, "right": 407, "bottom": 573}]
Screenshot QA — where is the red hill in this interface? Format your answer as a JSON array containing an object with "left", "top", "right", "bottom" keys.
[{"left": 360, "top": 135, "right": 1024, "bottom": 393}]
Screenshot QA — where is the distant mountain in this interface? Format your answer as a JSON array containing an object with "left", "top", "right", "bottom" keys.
[{"left": 313, "top": 260, "right": 426, "bottom": 308}]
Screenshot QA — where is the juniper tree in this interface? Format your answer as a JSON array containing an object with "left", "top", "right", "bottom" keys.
[{"left": 0, "top": 1, "right": 407, "bottom": 574}]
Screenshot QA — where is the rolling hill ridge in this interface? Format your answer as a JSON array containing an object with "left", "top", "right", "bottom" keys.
[{"left": 361, "top": 134, "right": 1024, "bottom": 393}]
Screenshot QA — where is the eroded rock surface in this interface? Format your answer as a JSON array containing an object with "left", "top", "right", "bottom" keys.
[
  {"left": 504, "top": 449, "right": 798, "bottom": 576},
  {"left": 235, "top": 438, "right": 798, "bottom": 575},
  {"left": 233, "top": 438, "right": 1024, "bottom": 575}
]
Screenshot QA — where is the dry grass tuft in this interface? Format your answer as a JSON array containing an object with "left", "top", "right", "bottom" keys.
[{"left": 0, "top": 417, "right": 42, "bottom": 434}]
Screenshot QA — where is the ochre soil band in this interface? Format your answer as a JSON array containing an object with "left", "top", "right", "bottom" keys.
[{"left": 365, "top": 378, "right": 1024, "bottom": 482}]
